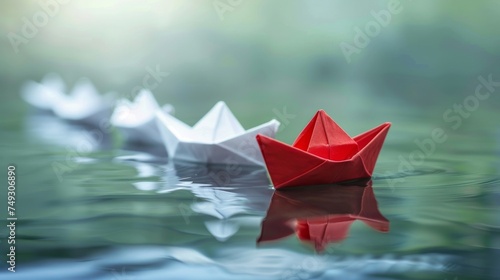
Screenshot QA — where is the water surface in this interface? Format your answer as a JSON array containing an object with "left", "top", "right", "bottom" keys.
[{"left": 1, "top": 97, "right": 498, "bottom": 280}]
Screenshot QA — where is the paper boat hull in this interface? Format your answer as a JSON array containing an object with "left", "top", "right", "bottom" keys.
[
  {"left": 48, "top": 104, "right": 113, "bottom": 127},
  {"left": 256, "top": 122, "right": 390, "bottom": 189},
  {"left": 156, "top": 108, "right": 280, "bottom": 166},
  {"left": 172, "top": 141, "right": 267, "bottom": 166}
]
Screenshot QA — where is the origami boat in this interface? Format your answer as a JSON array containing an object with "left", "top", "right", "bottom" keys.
[
  {"left": 156, "top": 101, "right": 280, "bottom": 166},
  {"left": 50, "top": 78, "right": 116, "bottom": 126},
  {"left": 256, "top": 110, "right": 391, "bottom": 189},
  {"left": 21, "top": 73, "right": 66, "bottom": 111},
  {"left": 257, "top": 180, "right": 389, "bottom": 251},
  {"left": 21, "top": 74, "right": 116, "bottom": 126},
  {"left": 111, "top": 89, "right": 173, "bottom": 145}
]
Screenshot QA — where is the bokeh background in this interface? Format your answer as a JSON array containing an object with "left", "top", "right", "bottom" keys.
[
  {"left": 1, "top": 0, "right": 499, "bottom": 141},
  {"left": 0, "top": 1, "right": 499, "bottom": 279}
]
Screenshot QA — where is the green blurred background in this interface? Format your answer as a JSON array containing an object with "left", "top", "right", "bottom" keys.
[{"left": 1, "top": 0, "right": 499, "bottom": 142}]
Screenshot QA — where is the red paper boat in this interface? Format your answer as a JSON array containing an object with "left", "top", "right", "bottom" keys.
[
  {"left": 256, "top": 110, "right": 391, "bottom": 189},
  {"left": 257, "top": 180, "right": 389, "bottom": 251}
]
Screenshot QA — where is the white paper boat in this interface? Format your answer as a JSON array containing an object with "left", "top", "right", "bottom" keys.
[
  {"left": 21, "top": 73, "right": 66, "bottom": 111},
  {"left": 110, "top": 89, "right": 173, "bottom": 145},
  {"left": 155, "top": 101, "right": 280, "bottom": 166},
  {"left": 51, "top": 78, "right": 116, "bottom": 126},
  {"left": 21, "top": 74, "right": 116, "bottom": 126}
]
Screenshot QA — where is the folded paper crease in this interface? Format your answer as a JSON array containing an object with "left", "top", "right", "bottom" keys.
[
  {"left": 110, "top": 89, "right": 173, "bottom": 145},
  {"left": 156, "top": 101, "right": 280, "bottom": 166},
  {"left": 257, "top": 110, "right": 390, "bottom": 189}
]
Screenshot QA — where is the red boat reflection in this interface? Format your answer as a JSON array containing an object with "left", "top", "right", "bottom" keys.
[{"left": 257, "top": 180, "right": 389, "bottom": 251}]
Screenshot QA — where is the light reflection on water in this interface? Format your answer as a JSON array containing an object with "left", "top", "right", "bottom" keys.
[
  {"left": 1, "top": 246, "right": 456, "bottom": 280},
  {"left": 257, "top": 180, "right": 390, "bottom": 252}
]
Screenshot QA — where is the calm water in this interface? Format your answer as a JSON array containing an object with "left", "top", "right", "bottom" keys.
[{"left": 0, "top": 92, "right": 499, "bottom": 280}]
